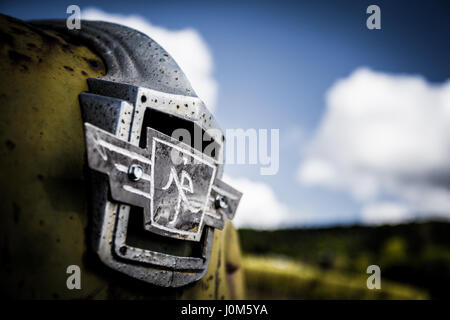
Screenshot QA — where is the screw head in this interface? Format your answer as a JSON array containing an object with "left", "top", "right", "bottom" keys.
[
  {"left": 128, "top": 164, "right": 143, "bottom": 181},
  {"left": 215, "top": 195, "right": 228, "bottom": 210}
]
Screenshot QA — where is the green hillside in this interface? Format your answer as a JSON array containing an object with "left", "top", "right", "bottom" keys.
[{"left": 238, "top": 221, "right": 450, "bottom": 299}]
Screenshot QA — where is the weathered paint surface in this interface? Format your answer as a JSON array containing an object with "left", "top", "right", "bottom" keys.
[
  {"left": 0, "top": 14, "right": 244, "bottom": 299},
  {"left": 180, "top": 220, "right": 245, "bottom": 300}
]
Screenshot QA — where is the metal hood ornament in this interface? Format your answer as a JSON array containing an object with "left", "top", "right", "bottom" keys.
[{"left": 32, "top": 20, "right": 242, "bottom": 287}]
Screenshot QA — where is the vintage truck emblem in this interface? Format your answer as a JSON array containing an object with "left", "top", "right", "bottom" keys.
[
  {"left": 32, "top": 19, "right": 244, "bottom": 287},
  {"left": 80, "top": 84, "right": 241, "bottom": 287},
  {"left": 82, "top": 110, "right": 241, "bottom": 287},
  {"left": 84, "top": 122, "right": 231, "bottom": 243}
]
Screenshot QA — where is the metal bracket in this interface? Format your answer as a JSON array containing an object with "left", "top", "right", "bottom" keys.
[{"left": 80, "top": 83, "right": 242, "bottom": 287}]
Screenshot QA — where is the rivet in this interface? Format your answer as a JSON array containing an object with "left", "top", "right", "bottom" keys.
[
  {"left": 215, "top": 195, "right": 228, "bottom": 210},
  {"left": 128, "top": 164, "right": 143, "bottom": 181}
]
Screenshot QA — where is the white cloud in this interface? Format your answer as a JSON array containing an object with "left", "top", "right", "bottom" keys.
[
  {"left": 298, "top": 67, "right": 450, "bottom": 224},
  {"left": 82, "top": 8, "right": 218, "bottom": 112},
  {"left": 361, "top": 202, "right": 413, "bottom": 225},
  {"left": 222, "top": 175, "right": 295, "bottom": 229}
]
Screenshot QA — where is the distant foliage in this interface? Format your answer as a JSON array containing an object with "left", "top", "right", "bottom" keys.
[
  {"left": 239, "top": 221, "right": 450, "bottom": 299},
  {"left": 243, "top": 255, "right": 426, "bottom": 299}
]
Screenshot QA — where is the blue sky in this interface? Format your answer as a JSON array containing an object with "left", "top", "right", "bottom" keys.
[{"left": 2, "top": 0, "right": 449, "bottom": 227}]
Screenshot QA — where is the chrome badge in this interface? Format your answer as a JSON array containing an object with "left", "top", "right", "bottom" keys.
[
  {"left": 80, "top": 79, "right": 242, "bottom": 287},
  {"left": 84, "top": 122, "right": 237, "bottom": 243},
  {"left": 32, "top": 19, "right": 244, "bottom": 287}
]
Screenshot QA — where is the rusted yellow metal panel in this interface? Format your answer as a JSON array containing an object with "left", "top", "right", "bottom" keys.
[
  {"left": 0, "top": 14, "right": 107, "bottom": 299},
  {"left": 180, "top": 220, "right": 245, "bottom": 300}
]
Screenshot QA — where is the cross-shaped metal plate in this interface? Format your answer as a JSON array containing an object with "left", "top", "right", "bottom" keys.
[{"left": 84, "top": 122, "right": 240, "bottom": 242}]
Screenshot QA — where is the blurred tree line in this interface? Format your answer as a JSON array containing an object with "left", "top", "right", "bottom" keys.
[{"left": 239, "top": 221, "right": 450, "bottom": 299}]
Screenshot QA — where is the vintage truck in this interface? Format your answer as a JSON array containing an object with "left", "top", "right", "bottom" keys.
[{"left": 0, "top": 14, "right": 244, "bottom": 299}]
